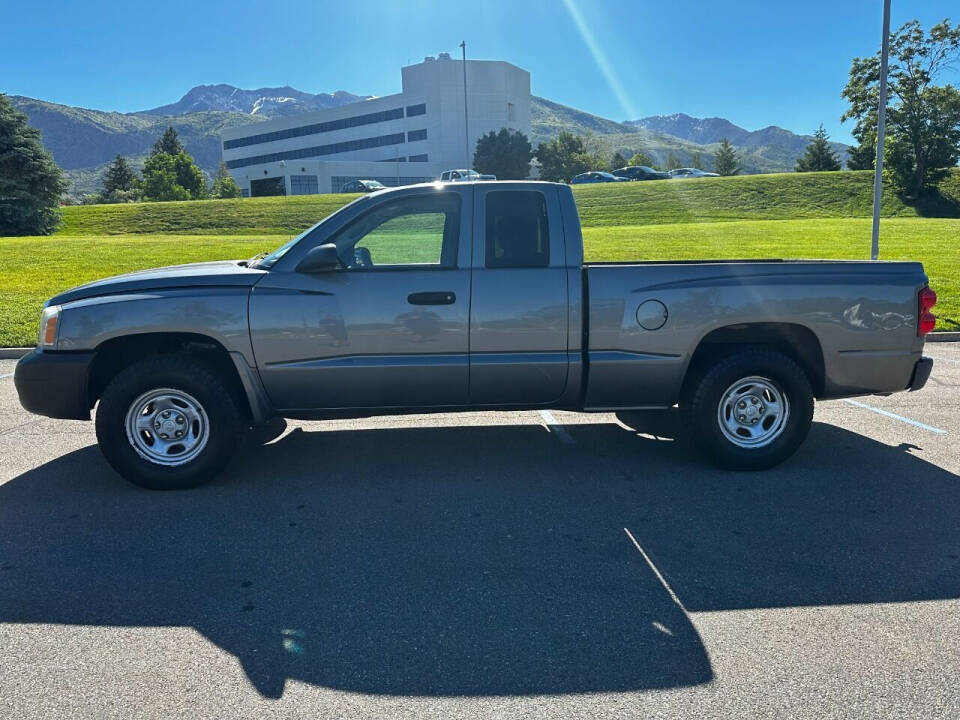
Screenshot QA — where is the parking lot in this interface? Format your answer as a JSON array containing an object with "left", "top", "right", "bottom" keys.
[{"left": 1, "top": 346, "right": 958, "bottom": 719}]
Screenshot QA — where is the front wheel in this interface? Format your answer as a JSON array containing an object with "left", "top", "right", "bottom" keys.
[
  {"left": 95, "top": 355, "right": 242, "bottom": 490},
  {"left": 683, "top": 350, "right": 814, "bottom": 470}
]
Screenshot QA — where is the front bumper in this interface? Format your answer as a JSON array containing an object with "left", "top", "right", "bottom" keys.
[
  {"left": 14, "top": 349, "right": 95, "bottom": 420},
  {"left": 908, "top": 357, "right": 933, "bottom": 392}
]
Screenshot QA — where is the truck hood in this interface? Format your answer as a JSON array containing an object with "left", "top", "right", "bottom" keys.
[{"left": 49, "top": 260, "right": 267, "bottom": 305}]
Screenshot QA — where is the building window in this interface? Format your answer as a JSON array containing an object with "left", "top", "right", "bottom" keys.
[
  {"left": 223, "top": 107, "right": 405, "bottom": 150},
  {"left": 407, "top": 129, "right": 427, "bottom": 142},
  {"left": 225, "top": 132, "right": 408, "bottom": 169},
  {"left": 250, "top": 177, "right": 286, "bottom": 197},
  {"left": 377, "top": 157, "right": 406, "bottom": 162},
  {"left": 405, "top": 103, "right": 426, "bottom": 117},
  {"left": 289, "top": 174, "right": 319, "bottom": 195},
  {"left": 408, "top": 154, "right": 428, "bottom": 162},
  {"left": 508, "top": 102, "right": 516, "bottom": 122},
  {"left": 485, "top": 190, "right": 550, "bottom": 268}
]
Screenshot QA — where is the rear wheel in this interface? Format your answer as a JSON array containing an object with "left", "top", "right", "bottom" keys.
[
  {"left": 683, "top": 349, "right": 814, "bottom": 470},
  {"left": 95, "top": 355, "right": 242, "bottom": 489}
]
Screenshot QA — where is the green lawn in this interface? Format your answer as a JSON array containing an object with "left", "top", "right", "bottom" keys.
[
  {"left": 2, "top": 171, "right": 958, "bottom": 346},
  {"left": 1, "top": 216, "right": 956, "bottom": 346}
]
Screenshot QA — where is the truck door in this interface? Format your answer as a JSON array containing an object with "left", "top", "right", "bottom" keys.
[
  {"left": 249, "top": 188, "right": 472, "bottom": 410},
  {"left": 469, "top": 185, "right": 569, "bottom": 405}
]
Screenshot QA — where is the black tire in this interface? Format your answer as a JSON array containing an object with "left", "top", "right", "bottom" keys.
[
  {"left": 95, "top": 355, "right": 242, "bottom": 490},
  {"left": 682, "top": 349, "right": 814, "bottom": 470}
]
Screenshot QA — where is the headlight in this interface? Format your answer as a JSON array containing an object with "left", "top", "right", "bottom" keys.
[{"left": 38, "top": 305, "right": 61, "bottom": 349}]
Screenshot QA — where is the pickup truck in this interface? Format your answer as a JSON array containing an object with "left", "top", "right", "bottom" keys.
[{"left": 15, "top": 181, "right": 937, "bottom": 490}]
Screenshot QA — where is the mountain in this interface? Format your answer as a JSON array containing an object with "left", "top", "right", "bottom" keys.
[
  {"left": 630, "top": 113, "right": 849, "bottom": 166},
  {"left": 146, "top": 84, "right": 367, "bottom": 117},
  {"left": 7, "top": 86, "right": 849, "bottom": 196}
]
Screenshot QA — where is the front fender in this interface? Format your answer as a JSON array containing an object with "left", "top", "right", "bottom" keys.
[{"left": 55, "top": 288, "right": 255, "bottom": 366}]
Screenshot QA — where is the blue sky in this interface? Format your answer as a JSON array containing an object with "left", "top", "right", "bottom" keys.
[{"left": 3, "top": 0, "right": 957, "bottom": 143}]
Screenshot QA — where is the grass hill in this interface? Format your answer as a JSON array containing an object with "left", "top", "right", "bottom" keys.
[{"left": 57, "top": 170, "right": 960, "bottom": 237}]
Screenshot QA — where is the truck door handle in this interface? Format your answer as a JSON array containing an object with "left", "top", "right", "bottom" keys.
[{"left": 407, "top": 291, "right": 456, "bottom": 305}]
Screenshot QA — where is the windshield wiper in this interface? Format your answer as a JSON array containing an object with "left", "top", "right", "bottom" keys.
[{"left": 243, "top": 251, "right": 270, "bottom": 268}]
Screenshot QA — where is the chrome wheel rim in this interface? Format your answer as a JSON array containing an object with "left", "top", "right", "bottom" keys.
[
  {"left": 124, "top": 388, "right": 209, "bottom": 466},
  {"left": 717, "top": 376, "right": 789, "bottom": 449}
]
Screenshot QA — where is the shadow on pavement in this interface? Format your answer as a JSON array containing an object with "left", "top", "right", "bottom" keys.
[{"left": 0, "top": 414, "right": 957, "bottom": 699}]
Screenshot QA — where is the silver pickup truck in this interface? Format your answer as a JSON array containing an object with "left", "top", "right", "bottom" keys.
[{"left": 15, "top": 181, "right": 937, "bottom": 489}]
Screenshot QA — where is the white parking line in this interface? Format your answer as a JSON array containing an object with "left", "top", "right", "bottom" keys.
[
  {"left": 623, "top": 528, "right": 687, "bottom": 612},
  {"left": 843, "top": 399, "right": 946, "bottom": 435},
  {"left": 0, "top": 373, "right": 12, "bottom": 380},
  {"left": 538, "top": 410, "right": 575, "bottom": 444},
  {"left": 928, "top": 356, "right": 960, "bottom": 365}
]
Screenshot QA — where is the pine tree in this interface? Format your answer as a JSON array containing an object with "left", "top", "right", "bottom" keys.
[
  {"left": 714, "top": 138, "right": 740, "bottom": 176},
  {"left": 665, "top": 152, "right": 683, "bottom": 170},
  {"left": 611, "top": 151, "right": 628, "bottom": 169},
  {"left": 212, "top": 162, "right": 242, "bottom": 198},
  {"left": 152, "top": 126, "right": 186, "bottom": 156},
  {"left": 689, "top": 151, "right": 703, "bottom": 169},
  {"left": 795, "top": 125, "right": 842, "bottom": 172},
  {"left": 845, "top": 141, "right": 875, "bottom": 170},
  {"left": 0, "top": 94, "right": 68, "bottom": 235},
  {"left": 98, "top": 154, "right": 141, "bottom": 202}
]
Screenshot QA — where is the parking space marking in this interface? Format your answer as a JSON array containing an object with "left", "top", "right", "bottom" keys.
[
  {"left": 538, "top": 410, "right": 576, "bottom": 444},
  {"left": 928, "top": 356, "right": 960, "bottom": 365},
  {"left": 624, "top": 528, "right": 687, "bottom": 612},
  {"left": 0, "top": 374, "right": 12, "bottom": 379},
  {"left": 843, "top": 399, "right": 946, "bottom": 434}
]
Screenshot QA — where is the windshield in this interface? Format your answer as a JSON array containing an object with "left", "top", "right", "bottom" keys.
[{"left": 250, "top": 195, "right": 369, "bottom": 269}]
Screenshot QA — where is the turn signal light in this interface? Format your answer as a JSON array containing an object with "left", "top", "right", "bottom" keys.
[
  {"left": 38, "top": 305, "right": 61, "bottom": 348},
  {"left": 918, "top": 287, "right": 937, "bottom": 336}
]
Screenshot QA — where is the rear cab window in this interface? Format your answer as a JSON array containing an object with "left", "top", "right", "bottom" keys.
[{"left": 485, "top": 190, "right": 550, "bottom": 268}]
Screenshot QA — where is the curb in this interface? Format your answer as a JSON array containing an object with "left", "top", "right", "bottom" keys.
[
  {"left": 0, "top": 348, "right": 31, "bottom": 359},
  {"left": 926, "top": 332, "right": 960, "bottom": 342}
]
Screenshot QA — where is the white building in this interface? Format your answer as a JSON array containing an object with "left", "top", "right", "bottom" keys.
[{"left": 220, "top": 54, "right": 531, "bottom": 196}]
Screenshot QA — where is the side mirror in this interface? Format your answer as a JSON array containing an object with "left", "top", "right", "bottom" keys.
[{"left": 296, "top": 243, "right": 341, "bottom": 273}]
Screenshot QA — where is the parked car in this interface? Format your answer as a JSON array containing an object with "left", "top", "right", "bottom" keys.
[
  {"left": 440, "top": 169, "right": 496, "bottom": 182},
  {"left": 668, "top": 168, "right": 720, "bottom": 178},
  {"left": 15, "top": 181, "right": 937, "bottom": 489},
  {"left": 341, "top": 179, "right": 387, "bottom": 193},
  {"left": 612, "top": 166, "right": 671, "bottom": 181},
  {"left": 570, "top": 171, "right": 628, "bottom": 184}
]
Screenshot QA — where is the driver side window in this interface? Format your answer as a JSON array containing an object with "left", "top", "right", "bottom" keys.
[{"left": 333, "top": 193, "right": 461, "bottom": 269}]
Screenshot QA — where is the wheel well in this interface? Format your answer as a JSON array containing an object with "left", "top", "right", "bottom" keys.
[
  {"left": 684, "top": 323, "right": 826, "bottom": 397},
  {"left": 87, "top": 333, "right": 252, "bottom": 419}
]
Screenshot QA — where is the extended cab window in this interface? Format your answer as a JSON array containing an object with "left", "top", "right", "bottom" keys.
[
  {"left": 332, "top": 193, "right": 461, "bottom": 269},
  {"left": 485, "top": 190, "right": 549, "bottom": 268}
]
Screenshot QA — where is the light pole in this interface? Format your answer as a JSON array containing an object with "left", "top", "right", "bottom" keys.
[
  {"left": 460, "top": 41, "right": 470, "bottom": 170},
  {"left": 871, "top": 0, "right": 891, "bottom": 260}
]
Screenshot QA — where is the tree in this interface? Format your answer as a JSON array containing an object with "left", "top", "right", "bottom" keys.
[
  {"left": 842, "top": 19, "right": 960, "bottom": 196},
  {"left": 845, "top": 137, "right": 875, "bottom": 170},
  {"left": 142, "top": 152, "right": 205, "bottom": 201},
  {"left": 628, "top": 151, "right": 655, "bottom": 167},
  {"left": 0, "top": 94, "right": 68, "bottom": 235},
  {"left": 535, "top": 132, "right": 593, "bottom": 183},
  {"left": 665, "top": 152, "right": 684, "bottom": 170},
  {"left": 795, "top": 125, "right": 842, "bottom": 172},
  {"left": 98, "top": 154, "right": 141, "bottom": 203},
  {"left": 714, "top": 138, "right": 740, "bottom": 176},
  {"left": 611, "top": 151, "right": 628, "bottom": 169},
  {"left": 211, "top": 162, "right": 242, "bottom": 199},
  {"left": 152, "top": 126, "right": 186, "bottom": 156},
  {"left": 473, "top": 128, "right": 533, "bottom": 180},
  {"left": 689, "top": 150, "right": 703, "bottom": 169}
]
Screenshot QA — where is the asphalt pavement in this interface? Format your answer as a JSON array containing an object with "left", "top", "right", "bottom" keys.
[{"left": 1, "top": 346, "right": 959, "bottom": 719}]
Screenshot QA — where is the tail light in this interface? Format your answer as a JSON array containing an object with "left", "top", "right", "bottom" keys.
[{"left": 918, "top": 287, "right": 937, "bottom": 336}]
